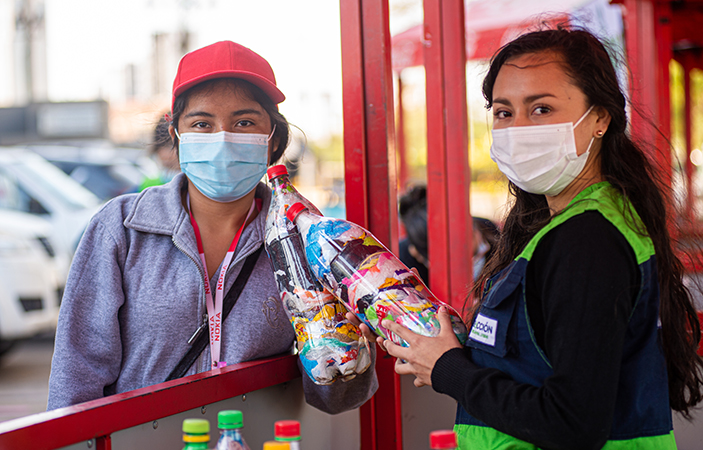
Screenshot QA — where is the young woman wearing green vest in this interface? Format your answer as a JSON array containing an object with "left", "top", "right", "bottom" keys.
[{"left": 372, "top": 28, "right": 703, "bottom": 449}]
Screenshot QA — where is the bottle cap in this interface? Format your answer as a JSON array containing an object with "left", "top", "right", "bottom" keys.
[
  {"left": 274, "top": 420, "right": 301, "bottom": 440},
  {"left": 267, "top": 164, "right": 288, "bottom": 180},
  {"left": 286, "top": 202, "right": 308, "bottom": 222},
  {"left": 217, "top": 410, "right": 243, "bottom": 429},
  {"left": 263, "top": 441, "right": 291, "bottom": 450},
  {"left": 429, "top": 430, "right": 457, "bottom": 449},
  {"left": 182, "top": 419, "right": 210, "bottom": 443}
]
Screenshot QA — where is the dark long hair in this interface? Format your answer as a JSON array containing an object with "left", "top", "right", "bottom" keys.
[
  {"left": 475, "top": 27, "right": 703, "bottom": 416},
  {"left": 170, "top": 78, "right": 291, "bottom": 164}
]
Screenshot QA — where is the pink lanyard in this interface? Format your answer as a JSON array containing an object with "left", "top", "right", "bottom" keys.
[{"left": 187, "top": 194, "right": 256, "bottom": 369}]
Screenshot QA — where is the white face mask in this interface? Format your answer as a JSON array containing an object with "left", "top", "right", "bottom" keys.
[{"left": 490, "top": 105, "right": 595, "bottom": 196}]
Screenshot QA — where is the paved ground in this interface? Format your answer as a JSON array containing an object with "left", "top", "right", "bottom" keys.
[{"left": 0, "top": 335, "right": 54, "bottom": 422}]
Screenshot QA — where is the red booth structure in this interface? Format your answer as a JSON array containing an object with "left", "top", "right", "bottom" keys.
[
  {"left": 343, "top": 0, "right": 703, "bottom": 448},
  {"left": 1, "top": 0, "right": 702, "bottom": 449}
]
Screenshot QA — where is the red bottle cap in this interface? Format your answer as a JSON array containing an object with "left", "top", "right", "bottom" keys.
[
  {"left": 429, "top": 430, "right": 457, "bottom": 449},
  {"left": 267, "top": 165, "right": 288, "bottom": 181},
  {"left": 274, "top": 420, "right": 300, "bottom": 439},
  {"left": 286, "top": 202, "right": 308, "bottom": 222}
]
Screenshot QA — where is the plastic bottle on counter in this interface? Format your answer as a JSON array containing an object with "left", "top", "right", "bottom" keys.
[
  {"left": 429, "top": 430, "right": 458, "bottom": 449},
  {"left": 262, "top": 442, "right": 290, "bottom": 450},
  {"left": 274, "top": 420, "right": 301, "bottom": 450},
  {"left": 215, "top": 410, "right": 250, "bottom": 450},
  {"left": 264, "top": 165, "right": 371, "bottom": 385},
  {"left": 182, "top": 418, "right": 210, "bottom": 450},
  {"left": 286, "top": 202, "right": 468, "bottom": 347}
]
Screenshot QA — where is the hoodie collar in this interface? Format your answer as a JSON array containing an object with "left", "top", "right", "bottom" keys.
[{"left": 124, "top": 173, "right": 271, "bottom": 263}]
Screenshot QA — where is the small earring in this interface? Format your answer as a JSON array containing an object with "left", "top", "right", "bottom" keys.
[{"left": 596, "top": 130, "right": 604, "bottom": 137}]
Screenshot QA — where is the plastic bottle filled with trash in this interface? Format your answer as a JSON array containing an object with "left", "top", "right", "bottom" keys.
[
  {"left": 215, "top": 410, "right": 250, "bottom": 450},
  {"left": 264, "top": 165, "right": 371, "bottom": 385},
  {"left": 286, "top": 202, "right": 468, "bottom": 347}
]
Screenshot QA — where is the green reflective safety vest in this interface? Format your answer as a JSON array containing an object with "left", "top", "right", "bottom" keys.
[{"left": 456, "top": 182, "right": 676, "bottom": 450}]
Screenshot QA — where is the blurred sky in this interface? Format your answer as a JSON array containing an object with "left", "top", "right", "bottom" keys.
[
  {"left": 2, "top": 0, "right": 620, "bottom": 144},
  {"left": 29, "top": 0, "right": 422, "bottom": 141}
]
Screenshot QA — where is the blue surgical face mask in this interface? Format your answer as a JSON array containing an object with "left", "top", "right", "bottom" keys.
[{"left": 176, "top": 128, "right": 273, "bottom": 202}]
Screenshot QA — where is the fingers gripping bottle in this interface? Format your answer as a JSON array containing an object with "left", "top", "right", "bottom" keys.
[
  {"left": 182, "top": 419, "right": 210, "bottom": 450},
  {"left": 430, "top": 430, "right": 458, "bottom": 449},
  {"left": 286, "top": 203, "right": 468, "bottom": 347},
  {"left": 216, "top": 410, "right": 250, "bottom": 450},
  {"left": 274, "top": 420, "right": 301, "bottom": 450},
  {"left": 264, "top": 165, "right": 371, "bottom": 385}
]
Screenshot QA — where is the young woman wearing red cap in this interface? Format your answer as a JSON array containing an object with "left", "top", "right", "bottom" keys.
[{"left": 48, "top": 41, "right": 377, "bottom": 412}]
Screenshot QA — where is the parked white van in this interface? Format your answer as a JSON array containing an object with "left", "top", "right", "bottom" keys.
[
  {"left": 0, "top": 149, "right": 101, "bottom": 258},
  {"left": 0, "top": 209, "right": 67, "bottom": 356}
]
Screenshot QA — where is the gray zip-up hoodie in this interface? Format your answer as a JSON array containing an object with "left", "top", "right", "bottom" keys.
[{"left": 48, "top": 174, "right": 377, "bottom": 412}]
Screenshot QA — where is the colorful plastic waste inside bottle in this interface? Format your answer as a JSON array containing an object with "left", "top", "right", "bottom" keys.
[
  {"left": 182, "top": 418, "right": 210, "bottom": 450},
  {"left": 215, "top": 410, "right": 251, "bottom": 450},
  {"left": 430, "top": 430, "right": 458, "bottom": 449},
  {"left": 262, "top": 441, "right": 290, "bottom": 450},
  {"left": 274, "top": 420, "right": 301, "bottom": 450},
  {"left": 287, "top": 202, "right": 468, "bottom": 347},
  {"left": 264, "top": 165, "right": 371, "bottom": 384}
]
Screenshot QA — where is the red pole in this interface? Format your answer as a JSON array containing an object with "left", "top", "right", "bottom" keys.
[
  {"left": 441, "top": 0, "right": 472, "bottom": 309},
  {"left": 397, "top": 72, "right": 409, "bottom": 192},
  {"left": 424, "top": 0, "right": 450, "bottom": 302},
  {"left": 622, "top": 0, "right": 656, "bottom": 148},
  {"left": 683, "top": 56, "right": 694, "bottom": 224},
  {"left": 96, "top": 435, "right": 112, "bottom": 450},
  {"left": 424, "top": 0, "right": 472, "bottom": 312},
  {"left": 340, "top": 1, "right": 401, "bottom": 449},
  {"left": 341, "top": 0, "right": 368, "bottom": 228},
  {"left": 621, "top": 0, "right": 640, "bottom": 138},
  {"left": 654, "top": 1, "right": 673, "bottom": 186}
]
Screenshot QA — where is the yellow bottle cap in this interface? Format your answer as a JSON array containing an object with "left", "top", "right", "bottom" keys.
[{"left": 262, "top": 441, "right": 291, "bottom": 450}]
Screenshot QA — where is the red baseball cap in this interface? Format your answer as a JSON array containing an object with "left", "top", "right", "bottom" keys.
[{"left": 171, "top": 41, "right": 285, "bottom": 112}]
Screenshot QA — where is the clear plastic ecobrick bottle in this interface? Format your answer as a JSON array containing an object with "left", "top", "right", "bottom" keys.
[
  {"left": 274, "top": 420, "right": 301, "bottom": 450},
  {"left": 215, "top": 410, "right": 250, "bottom": 450},
  {"left": 264, "top": 165, "right": 370, "bottom": 384},
  {"left": 286, "top": 202, "right": 468, "bottom": 347}
]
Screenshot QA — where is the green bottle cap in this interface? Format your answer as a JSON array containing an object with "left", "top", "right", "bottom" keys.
[
  {"left": 182, "top": 419, "right": 210, "bottom": 443},
  {"left": 183, "top": 418, "right": 210, "bottom": 434},
  {"left": 218, "top": 410, "right": 244, "bottom": 429}
]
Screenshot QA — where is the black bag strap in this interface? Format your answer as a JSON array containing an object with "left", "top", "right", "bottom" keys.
[{"left": 165, "top": 244, "right": 264, "bottom": 382}]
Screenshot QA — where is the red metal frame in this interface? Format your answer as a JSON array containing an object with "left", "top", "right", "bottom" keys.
[
  {"left": 683, "top": 57, "right": 694, "bottom": 223},
  {"left": 340, "top": 1, "right": 402, "bottom": 449},
  {"left": 0, "top": 354, "right": 299, "bottom": 450},
  {"left": 423, "top": 0, "right": 472, "bottom": 312},
  {"left": 655, "top": 1, "right": 673, "bottom": 183},
  {"left": 397, "top": 74, "right": 409, "bottom": 192},
  {"left": 622, "top": 0, "right": 657, "bottom": 149},
  {"left": 341, "top": 0, "right": 369, "bottom": 229}
]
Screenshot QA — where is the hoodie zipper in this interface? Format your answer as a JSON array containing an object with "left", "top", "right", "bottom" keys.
[{"left": 172, "top": 236, "right": 210, "bottom": 375}]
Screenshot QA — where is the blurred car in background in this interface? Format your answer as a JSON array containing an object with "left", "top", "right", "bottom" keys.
[
  {"left": 0, "top": 148, "right": 102, "bottom": 257},
  {"left": 25, "top": 144, "right": 160, "bottom": 202},
  {"left": 0, "top": 209, "right": 67, "bottom": 358}
]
